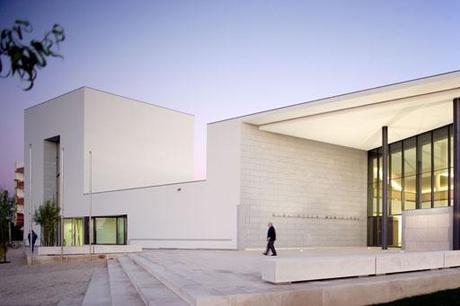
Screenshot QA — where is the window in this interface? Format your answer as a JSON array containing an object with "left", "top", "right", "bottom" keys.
[
  {"left": 75, "top": 215, "right": 128, "bottom": 245},
  {"left": 418, "top": 133, "right": 432, "bottom": 209},
  {"left": 403, "top": 138, "right": 416, "bottom": 210},
  {"left": 367, "top": 124, "right": 452, "bottom": 247},
  {"left": 433, "top": 127, "right": 449, "bottom": 208},
  {"left": 390, "top": 143, "right": 402, "bottom": 215},
  {"left": 63, "top": 218, "right": 84, "bottom": 246},
  {"left": 95, "top": 218, "right": 117, "bottom": 244},
  {"left": 91, "top": 215, "right": 126, "bottom": 245}
]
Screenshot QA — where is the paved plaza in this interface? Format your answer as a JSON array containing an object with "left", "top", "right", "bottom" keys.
[
  {"left": 124, "top": 248, "right": 460, "bottom": 305},
  {"left": 3, "top": 247, "right": 460, "bottom": 305}
]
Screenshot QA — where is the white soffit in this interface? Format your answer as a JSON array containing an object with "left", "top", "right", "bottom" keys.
[{"left": 242, "top": 71, "right": 460, "bottom": 150}]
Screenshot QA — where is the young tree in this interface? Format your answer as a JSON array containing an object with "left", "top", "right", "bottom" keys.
[
  {"left": 0, "top": 191, "right": 10, "bottom": 263},
  {"left": 33, "top": 200, "right": 60, "bottom": 246},
  {"left": 0, "top": 20, "right": 65, "bottom": 90}
]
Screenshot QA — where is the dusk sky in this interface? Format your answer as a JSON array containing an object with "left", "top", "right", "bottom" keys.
[{"left": 1, "top": 0, "right": 460, "bottom": 193}]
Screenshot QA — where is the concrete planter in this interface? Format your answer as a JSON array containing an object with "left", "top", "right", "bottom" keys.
[{"left": 37, "top": 245, "right": 142, "bottom": 256}]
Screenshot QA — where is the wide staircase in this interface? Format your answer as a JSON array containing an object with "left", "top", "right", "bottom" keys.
[{"left": 82, "top": 254, "right": 191, "bottom": 306}]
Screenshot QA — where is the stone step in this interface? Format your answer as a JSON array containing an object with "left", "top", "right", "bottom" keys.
[
  {"left": 107, "top": 258, "right": 145, "bottom": 306},
  {"left": 118, "top": 256, "right": 189, "bottom": 306},
  {"left": 130, "top": 254, "right": 229, "bottom": 306},
  {"left": 82, "top": 267, "right": 111, "bottom": 306}
]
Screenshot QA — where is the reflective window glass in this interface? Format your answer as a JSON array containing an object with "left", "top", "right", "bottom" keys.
[
  {"left": 403, "top": 175, "right": 416, "bottom": 210},
  {"left": 63, "top": 218, "right": 83, "bottom": 246},
  {"left": 391, "top": 144, "right": 402, "bottom": 179},
  {"left": 434, "top": 128, "right": 448, "bottom": 171},
  {"left": 390, "top": 178, "right": 402, "bottom": 215},
  {"left": 420, "top": 172, "right": 432, "bottom": 208},
  {"left": 404, "top": 138, "right": 416, "bottom": 177},
  {"left": 418, "top": 133, "right": 432, "bottom": 174},
  {"left": 434, "top": 169, "right": 448, "bottom": 208},
  {"left": 95, "top": 217, "right": 117, "bottom": 244},
  {"left": 117, "top": 217, "right": 126, "bottom": 244},
  {"left": 450, "top": 126, "right": 454, "bottom": 206}
]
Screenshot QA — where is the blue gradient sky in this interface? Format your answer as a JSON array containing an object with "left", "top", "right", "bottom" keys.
[{"left": 1, "top": 0, "right": 460, "bottom": 193}]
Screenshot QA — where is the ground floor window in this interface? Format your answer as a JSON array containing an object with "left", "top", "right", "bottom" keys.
[
  {"left": 63, "top": 218, "right": 84, "bottom": 246},
  {"left": 92, "top": 216, "right": 126, "bottom": 245},
  {"left": 63, "top": 215, "right": 127, "bottom": 246}
]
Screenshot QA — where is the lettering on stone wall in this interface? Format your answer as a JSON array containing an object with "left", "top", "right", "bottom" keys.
[{"left": 272, "top": 212, "right": 360, "bottom": 221}]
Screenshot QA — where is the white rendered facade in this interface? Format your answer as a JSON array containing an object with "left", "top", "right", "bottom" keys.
[{"left": 24, "top": 71, "right": 460, "bottom": 250}]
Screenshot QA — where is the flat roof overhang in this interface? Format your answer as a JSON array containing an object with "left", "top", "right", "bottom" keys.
[{"left": 241, "top": 71, "right": 460, "bottom": 150}]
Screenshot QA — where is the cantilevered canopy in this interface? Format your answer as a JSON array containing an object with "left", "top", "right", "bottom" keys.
[{"left": 242, "top": 71, "right": 460, "bottom": 150}]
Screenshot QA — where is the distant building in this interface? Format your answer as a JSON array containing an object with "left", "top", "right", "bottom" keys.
[{"left": 14, "top": 161, "right": 24, "bottom": 228}]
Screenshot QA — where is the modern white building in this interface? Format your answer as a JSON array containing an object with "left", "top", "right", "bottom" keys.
[{"left": 24, "top": 71, "right": 460, "bottom": 251}]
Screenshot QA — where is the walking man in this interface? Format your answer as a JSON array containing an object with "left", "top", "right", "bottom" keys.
[{"left": 263, "top": 222, "right": 277, "bottom": 256}]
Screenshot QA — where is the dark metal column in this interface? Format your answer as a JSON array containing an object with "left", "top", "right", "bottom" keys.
[
  {"left": 382, "top": 126, "right": 388, "bottom": 250},
  {"left": 453, "top": 99, "right": 460, "bottom": 250}
]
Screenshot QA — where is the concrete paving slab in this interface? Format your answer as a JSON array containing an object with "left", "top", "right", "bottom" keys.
[
  {"left": 131, "top": 253, "right": 229, "bottom": 306},
  {"left": 82, "top": 267, "right": 111, "bottom": 306},
  {"left": 118, "top": 255, "right": 188, "bottom": 306},
  {"left": 107, "top": 258, "right": 144, "bottom": 306}
]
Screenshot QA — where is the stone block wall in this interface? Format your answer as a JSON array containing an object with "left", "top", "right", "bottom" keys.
[
  {"left": 403, "top": 206, "right": 452, "bottom": 251},
  {"left": 238, "top": 123, "right": 368, "bottom": 249}
]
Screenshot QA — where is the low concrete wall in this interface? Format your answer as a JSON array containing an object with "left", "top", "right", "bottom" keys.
[
  {"left": 263, "top": 255, "right": 375, "bottom": 284},
  {"left": 37, "top": 245, "right": 142, "bottom": 256},
  {"left": 402, "top": 207, "right": 452, "bottom": 251},
  {"left": 262, "top": 250, "right": 460, "bottom": 283},
  {"left": 375, "top": 251, "right": 444, "bottom": 274}
]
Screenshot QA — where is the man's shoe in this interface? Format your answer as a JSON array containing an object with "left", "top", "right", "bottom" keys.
[
  {"left": 262, "top": 253, "right": 268, "bottom": 255},
  {"left": 271, "top": 254, "right": 277, "bottom": 256}
]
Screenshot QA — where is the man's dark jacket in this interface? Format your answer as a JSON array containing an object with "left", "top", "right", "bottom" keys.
[{"left": 267, "top": 226, "right": 276, "bottom": 241}]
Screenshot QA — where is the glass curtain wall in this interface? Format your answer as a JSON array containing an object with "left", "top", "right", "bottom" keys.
[{"left": 368, "top": 125, "right": 452, "bottom": 247}]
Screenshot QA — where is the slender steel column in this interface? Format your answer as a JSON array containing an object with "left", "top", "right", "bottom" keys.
[
  {"left": 382, "top": 126, "right": 389, "bottom": 250},
  {"left": 453, "top": 99, "right": 460, "bottom": 250},
  {"left": 89, "top": 150, "right": 93, "bottom": 258}
]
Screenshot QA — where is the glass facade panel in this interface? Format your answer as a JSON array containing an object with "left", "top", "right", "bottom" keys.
[
  {"left": 117, "top": 217, "right": 126, "bottom": 244},
  {"left": 95, "top": 217, "right": 117, "bottom": 244},
  {"left": 420, "top": 172, "right": 432, "bottom": 208},
  {"left": 433, "top": 127, "right": 449, "bottom": 208},
  {"left": 434, "top": 169, "right": 448, "bottom": 207},
  {"left": 63, "top": 218, "right": 84, "bottom": 246},
  {"left": 367, "top": 124, "right": 453, "bottom": 247},
  {"left": 370, "top": 184, "right": 379, "bottom": 216},
  {"left": 392, "top": 216, "right": 402, "bottom": 247},
  {"left": 434, "top": 129, "right": 448, "bottom": 171},
  {"left": 372, "top": 157, "right": 379, "bottom": 184},
  {"left": 390, "top": 143, "right": 402, "bottom": 215},
  {"left": 76, "top": 215, "right": 128, "bottom": 245},
  {"left": 391, "top": 144, "right": 402, "bottom": 179},
  {"left": 368, "top": 151, "right": 381, "bottom": 216},
  {"left": 450, "top": 125, "right": 454, "bottom": 207},
  {"left": 404, "top": 139, "right": 416, "bottom": 177},
  {"left": 390, "top": 178, "right": 402, "bottom": 215},
  {"left": 418, "top": 133, "right": 432, "bottom": 175},
  {"left": 403, "top": 175, "right": 416, "bottom": 210}
]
